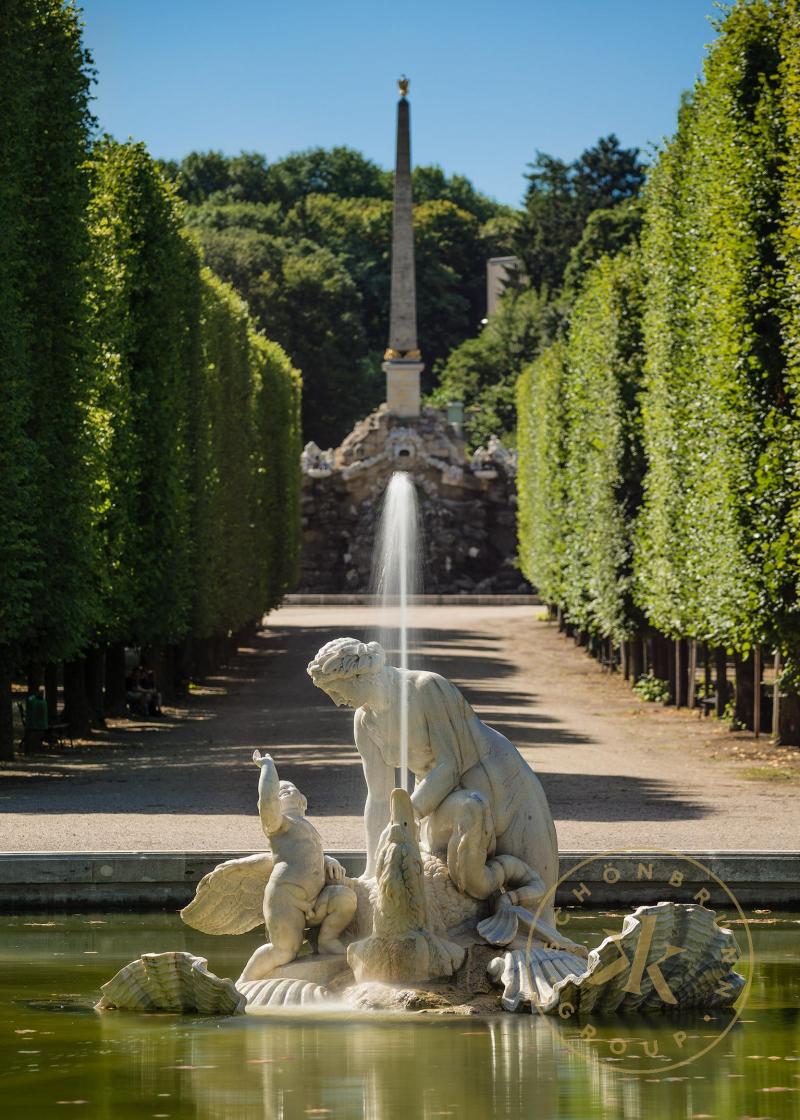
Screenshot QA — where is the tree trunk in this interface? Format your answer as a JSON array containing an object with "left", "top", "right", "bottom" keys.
[
  {"left": 651, "top": 632, "right": 668, "bottom": 683},
  {"left": 104, "top": 642, "right": 128, "bottom": 716},
  {"left": 674, "top": 640, "right": 683, "bottom": 707},
  {"left": 0, "top": 649, "right": 15, "bottom": 761},
  {"left": 675, "top": 638, "right": 689, "bottom": 708},
  {"left": 753, "top": 646, "right": 762, "bottom": 738},
  {"left": 26, "top": 664, "right": 42, "bottom": 693},
  {"left": 734, "top": 651, "right": 755, "bottom": 731},
  {"left": 776, "top": 650, "right": 800, "bottom": 746},
  {"left": 630, "top": 636, "right": 645, "bottom": 682},
  {"left": 194, "top": 637, "right": 215, "bottom": 679},
  {"left": 666, "top": 638, "right": 676, "bottom": 705},
  {"left": 621, "top": 640, "right": 629, "bottom": 680},
  {"left": 557, "top": 606, "right": 564, "bottom": 632},
  {"left": 687, "top": 640, "right": 697, "bottom": 711},
  {"left": 173, "top": 639, "right": 192, "bottom": 699},
  {"left": 703, "top": 643, "right": 712, "bottom": 708},
  {"left": 772, "top": 650, "right": 781, "bottom": 744},
  {"left": 715, "top": 648, "right": 728, "bottom": 718},
  {"left": 84, "top": 646, "right": 106, "bottom": 727},
  {"left": 45, "top": 663, "right": 59, "bottom": 724},
  {"left": 159, "top": 644, "right": 176, "bottom": 704},
  {"left": 63, "top": 657, "right": 91, "bottom": 738},
  {"left": 778, "top": 687, "right": 800, "bottom": 745}
]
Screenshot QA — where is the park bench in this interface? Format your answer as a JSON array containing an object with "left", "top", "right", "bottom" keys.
[{"left": 16, "top": 701, "right": 74, "bottom": 752}]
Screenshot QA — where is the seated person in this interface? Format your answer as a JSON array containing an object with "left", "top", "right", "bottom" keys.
[
  {"left": 140, "top": 666, "right": 162, "bottom": 716},
  {"left": 24, "top": 687, "right": 48, "bottom": 751},
  {"left": 125, "top": 666, "right": 148, "bottom": 715}
]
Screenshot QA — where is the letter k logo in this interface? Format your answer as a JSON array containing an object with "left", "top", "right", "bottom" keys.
[{"left": 589, "top": 914, "right": 685, "bottom": 1004}]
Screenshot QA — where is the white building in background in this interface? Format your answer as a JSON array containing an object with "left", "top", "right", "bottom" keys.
[{"left": 486, "top": 255, "right": 522, "bottom": 315}]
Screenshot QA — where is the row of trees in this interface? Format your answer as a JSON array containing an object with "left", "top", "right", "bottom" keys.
[
  {"left": 162, "top": 149, "right": 515, "bottom": 447},
  {"left": 0, "top": 2, "right": 301, "bottom": 758},
  {"left": 517, "top": 0, "right": 800, "bottom": 742},
  {"left": 432, "top": 139, "right": 645, "bottom": 448}
]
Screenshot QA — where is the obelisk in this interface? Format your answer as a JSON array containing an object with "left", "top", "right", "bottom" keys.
[{"left": 383, "top": 76, "right": 424, "bottom": 417}]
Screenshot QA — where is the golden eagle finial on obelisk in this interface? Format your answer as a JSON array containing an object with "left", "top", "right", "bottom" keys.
[{"left": 398, "top": 75, "right": 409, "bottom": 98}]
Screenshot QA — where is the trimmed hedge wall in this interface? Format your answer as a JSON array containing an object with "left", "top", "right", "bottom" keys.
[
  {"left": 517, "top": 0, "right": 800, "bottom": 739},
  {"left": 0, "top": 6, "right": 301, "bottom": 755}
]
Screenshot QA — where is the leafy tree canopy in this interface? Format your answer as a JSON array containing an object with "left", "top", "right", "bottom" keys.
[
  {"left": 515, "top": 135, "right": 646, "bottom": 292},
  {"left": 167, "top": 149, "right": 508, "bottom": 444}
]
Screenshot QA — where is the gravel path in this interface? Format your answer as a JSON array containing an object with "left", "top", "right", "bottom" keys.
[{"left": 0, "top": 604, "right": 797, "bottom": 852}]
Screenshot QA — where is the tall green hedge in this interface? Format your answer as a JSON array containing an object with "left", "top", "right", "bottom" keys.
[
  {"left": 637, "top": 0, "right": 788, "bottom": 653},
  {"left": 88, "top": 140, "right": 198, "bottom": 649},
  {"left": 251, "top": 333, "right": 302, "bottom": 608},
  {"left": 516, "top": 341, "right": 568, "bottom": 605},
  {"left": 191, "top": 271, "right": 301, "bottom": 641},
  {"left": 515, "top": 0, "right": 800, "bottom": 737},
  {"left": 1, "top": 1, "right": 96, "bottom": 666},
  {"left": 1, "top": 29, "right": 301, "bottom": 750},
  {"left": 517, "top": 249, "right": 645, "bottom": 643},
  {"left": 0, "top": 1, "right": 95, "bottom": 756},
  {"left": 561, "top": 247, "right": 645, "bottom": 642},
  {"left": 88, "top": 141, "right": 302, "bottom": 655},
  {"left": 781, "top": 0, "right": 800, "bottom": 648}
]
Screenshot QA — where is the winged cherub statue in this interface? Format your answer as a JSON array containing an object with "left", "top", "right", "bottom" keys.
[{"left": 181, "top": 752, "right": 356, "bottom": 983}]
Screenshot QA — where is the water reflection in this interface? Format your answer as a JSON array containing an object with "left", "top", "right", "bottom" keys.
[{"left": 1, "top": 913, "right": 798, "bottom": 1120}]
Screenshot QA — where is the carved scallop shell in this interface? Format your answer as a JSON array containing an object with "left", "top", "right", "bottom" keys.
[
  {"left": 488, "top": 947, "right": 586, "bottom": 1012},
  {"left": 488, "top": 902, "right": 745, "bottom": 1015},
  {"left": 239, "top": 977, "right": 332, "bottom": 1011},
  {"left": 96, "top": 952, "right": 245, "bottom": 1014},
  {"left": 477, "top": 893, "right": 519, "bottom": 947}
]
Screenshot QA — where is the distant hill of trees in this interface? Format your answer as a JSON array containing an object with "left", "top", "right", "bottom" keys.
[{"left": 160, "top": 149, "right": 516, "bottom": 447}]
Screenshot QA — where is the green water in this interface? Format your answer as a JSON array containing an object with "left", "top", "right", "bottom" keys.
[{"left": 0, "top": 911, "right": 798, "bottom": 1120}]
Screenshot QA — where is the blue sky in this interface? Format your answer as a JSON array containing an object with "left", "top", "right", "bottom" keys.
[{"left": 79, "top": 0, "right": 720, "bottom": 207}]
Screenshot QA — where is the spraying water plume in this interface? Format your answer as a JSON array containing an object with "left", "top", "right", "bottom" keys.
[{"left": 373, "top": 472, "right": 420, "bottom": 790}]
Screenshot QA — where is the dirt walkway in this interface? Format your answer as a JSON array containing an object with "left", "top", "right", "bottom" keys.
[{"left": 0, "top": 604, "right": 797, "bottom": 852}]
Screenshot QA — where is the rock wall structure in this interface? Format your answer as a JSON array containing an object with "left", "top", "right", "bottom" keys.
[{"left": 299, "top": 406, "right": 526, "bottom": 594}]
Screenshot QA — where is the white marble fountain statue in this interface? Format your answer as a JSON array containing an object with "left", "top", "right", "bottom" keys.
[{"left": 97, "top": 476, "right": 746, "bottom": 1019}]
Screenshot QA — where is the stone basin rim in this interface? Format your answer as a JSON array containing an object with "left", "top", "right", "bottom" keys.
[{"left": 0, "top": 850, "right": 796, "bottom": 910}]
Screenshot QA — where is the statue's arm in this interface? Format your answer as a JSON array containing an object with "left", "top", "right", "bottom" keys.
[
  {"left": 355, "top": 710, "right": 394, "bottom": 877},
  {"left": 409, "top": 682, "right": 461, "bottom": 819},
  {"left": 410, "top": 756, "right": 460, "bottom": 820},
  {"left": 252, "top": 750, "right": 284, "bottom": 836}
]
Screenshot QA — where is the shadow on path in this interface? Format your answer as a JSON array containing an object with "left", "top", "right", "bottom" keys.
[{"left": 0, "top": 619, "right": 712, "bottom": 830}]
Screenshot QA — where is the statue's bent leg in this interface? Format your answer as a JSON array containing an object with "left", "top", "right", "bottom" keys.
[
  {"left": 237, "top": 882, "right": 307, "bottom": 984},
  {"left": 424, "top": 789, "right": 503, "bottom": 899},
  {"left": 309, "top": 883, "right": 358, "bottom": 955}
]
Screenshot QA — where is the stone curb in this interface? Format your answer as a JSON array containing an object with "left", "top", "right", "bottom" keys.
[
  {"left": 283, "top": 594, "right": 541, "bottom": 606},
  {"left": 0, "top": 850, "right": 796, "bottom": 910}
]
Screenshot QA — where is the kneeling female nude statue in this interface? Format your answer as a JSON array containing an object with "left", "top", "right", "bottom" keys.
[{"left": 307, "top": 637, "right": 559, "bottom": 920}]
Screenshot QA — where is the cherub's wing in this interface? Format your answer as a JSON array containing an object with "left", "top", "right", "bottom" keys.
[{"left": 180, "top": 852, "right": 274, "bottom": 935}]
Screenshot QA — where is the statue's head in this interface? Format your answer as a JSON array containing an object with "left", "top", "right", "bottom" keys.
[
  {"left": 278, "top": 779, "right": 307, "bottom": 816},
  {"left": 307, "top": 637, "right": 388, "bottom": 709}
]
